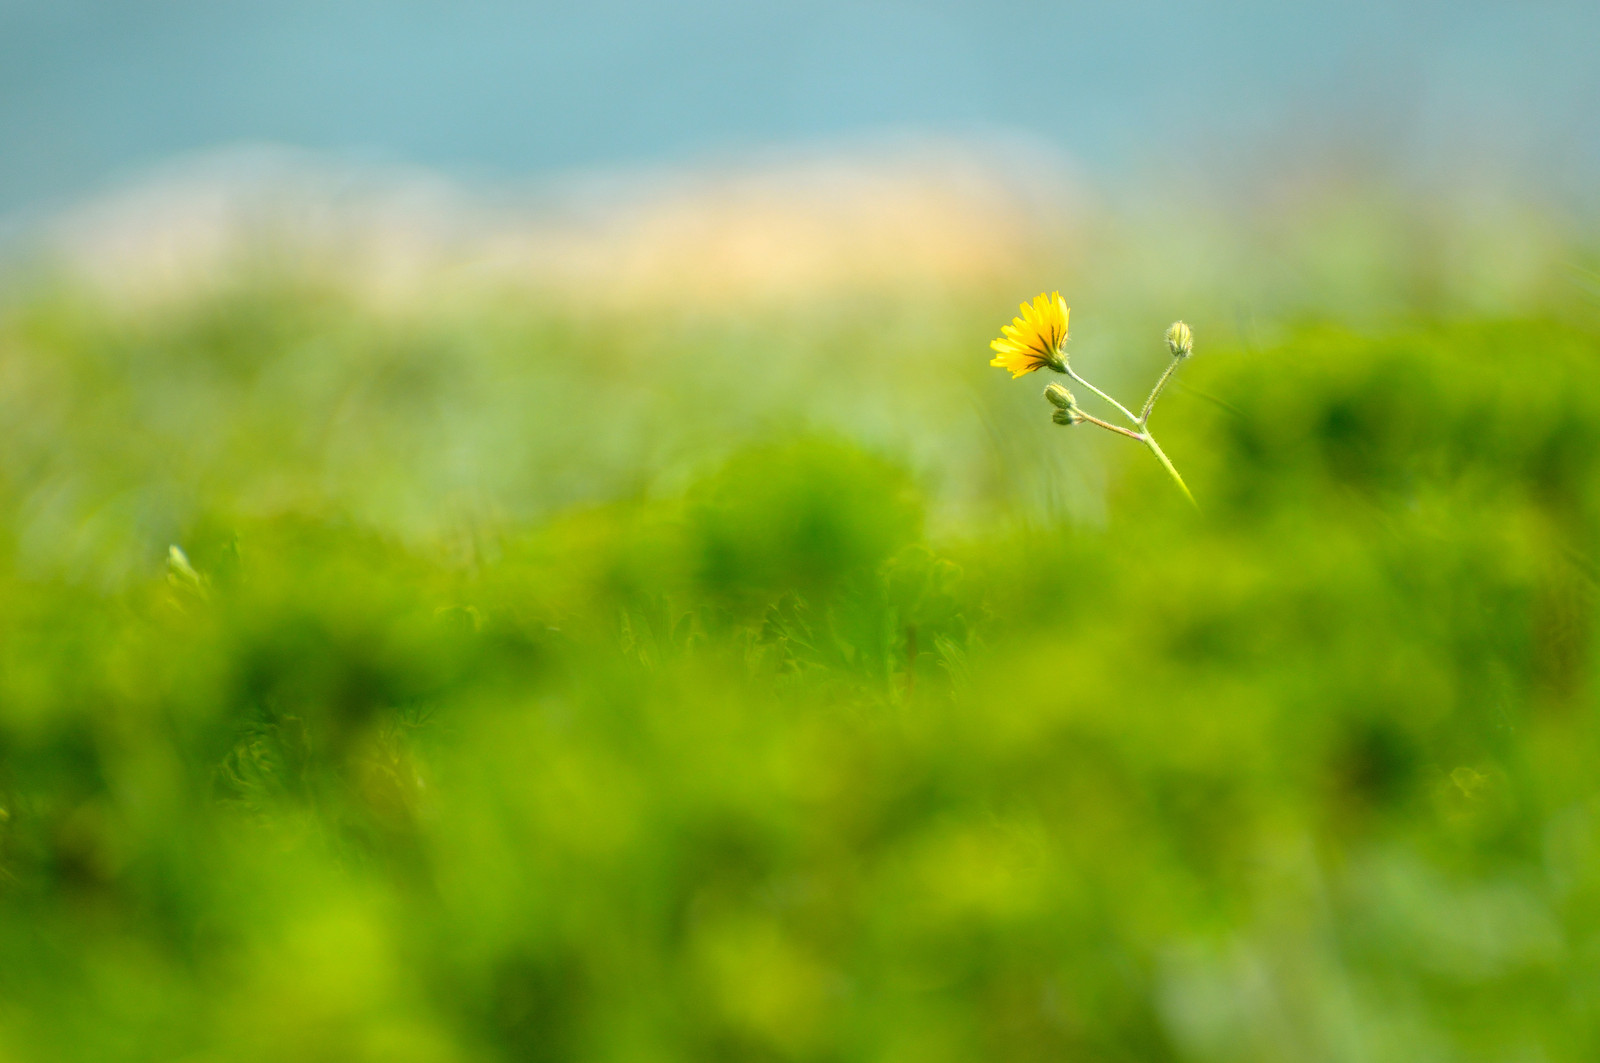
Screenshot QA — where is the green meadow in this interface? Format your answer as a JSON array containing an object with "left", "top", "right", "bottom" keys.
[{"left": 3, "top": 199, "right": 1600, "bottom": 1061}]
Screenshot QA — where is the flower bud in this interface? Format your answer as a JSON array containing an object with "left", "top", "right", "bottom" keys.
[
  {"left": 1051, "top": 407, "right": 1086, "bottom": 426},
  {"left": 1165, "top": 321, "right": 1193, "bottom": 359},
  {"left": 1043, "top": 382, "right": 1076, "bottom": 409}
]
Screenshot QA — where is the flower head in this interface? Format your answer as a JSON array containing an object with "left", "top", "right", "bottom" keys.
[{"left": 990, "top": 291, "right": 1069, "bottom": 377}]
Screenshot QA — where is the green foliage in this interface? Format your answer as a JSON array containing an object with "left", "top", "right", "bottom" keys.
[
  {"left": 691, "top": 439, "right": 921, "bottom": 602},
  {"left": 2, "top": 276, "right": 1600, "bottom": 1061}
]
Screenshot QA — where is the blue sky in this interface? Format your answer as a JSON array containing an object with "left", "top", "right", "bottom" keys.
[{"left": 2, "top": 0, "right": 1597, "bottom": 213}]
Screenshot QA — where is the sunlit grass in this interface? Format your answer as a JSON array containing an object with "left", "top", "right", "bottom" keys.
[{"left": 1, "top": 227, "right": 1600, "bottom": 1059}]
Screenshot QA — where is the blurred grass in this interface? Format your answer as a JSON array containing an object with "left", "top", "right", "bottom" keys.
[{"left": 2, "top": 214, "right": 1600, "bottom": 1061}]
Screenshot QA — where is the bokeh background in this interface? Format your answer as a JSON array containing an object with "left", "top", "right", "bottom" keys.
[{"left": 3, "top": 2, "right": 1600, "bottom": 1060}]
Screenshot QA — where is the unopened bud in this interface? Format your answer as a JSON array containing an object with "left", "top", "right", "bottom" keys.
[
  {"left": 1043, "top": 383, "right": 1076, "bottom": 409},
  {"left": 1051, "top": 407, "right": 1086, "bottom": 426},
  {"left": 1165, "top": 321, "right": 1193, "bottom": 359}
]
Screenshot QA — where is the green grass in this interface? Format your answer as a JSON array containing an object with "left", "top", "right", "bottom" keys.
[{"left": 2, "top": 264, "right": 1600, "bottom": 1060}]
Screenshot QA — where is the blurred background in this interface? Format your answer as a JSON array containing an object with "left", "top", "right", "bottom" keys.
[
  {"left": 4, "top": 0, "right": 1600, "bottom": 214},
  {"left": 3, "top": 2, "right": 1600, "bottom": 1061}
]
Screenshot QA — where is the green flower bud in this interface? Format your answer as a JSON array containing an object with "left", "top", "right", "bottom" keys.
[
  {"left": 1051, "top": 407, "right": 1086, "bottom": 426},
  {"left": 1043, "top": 382, "right": 1076, "bottom": 409},
  {"left": 1165, "top": 321, "right": 1193, "bottom": 359}
]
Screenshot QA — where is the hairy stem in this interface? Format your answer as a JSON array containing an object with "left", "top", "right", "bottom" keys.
[
  {"left": 1143, "top": 434, "right": 1198, "bottom": 509},
  {"left": 1065, "top": 367, "right": 1142, "bottom": 426},
  {"left": 1139, "top": 359, "right": 1182, "bottom": 425},
  {"left": 1077, "top": 412, "right": 1146, "bottom": 441}
]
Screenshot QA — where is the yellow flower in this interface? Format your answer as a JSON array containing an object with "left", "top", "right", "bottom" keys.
[{"left": 989, "top": 291, "right": 1069, "bottom": 377}]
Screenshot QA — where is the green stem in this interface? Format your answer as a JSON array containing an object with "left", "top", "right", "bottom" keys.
[
  {"left": 1055, "top": 360, "right": 1195, "bottom": 507},
  {"left": 1143, "top": 433, "right": 1198, "bottom": 509},
  {"left": 1065, "top": 367, "right": 1141, "bottom": 427},
  {"left": 1076, "top": 411, "right": 1145, "bottom": 441},
  {"left": 1139, "top": 359, "right": 1182, "bottom": 425}
]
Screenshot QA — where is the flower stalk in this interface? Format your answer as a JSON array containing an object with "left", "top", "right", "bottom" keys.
[{"left": 990, "top": 294, "right": 1198, "bottom": 508}]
